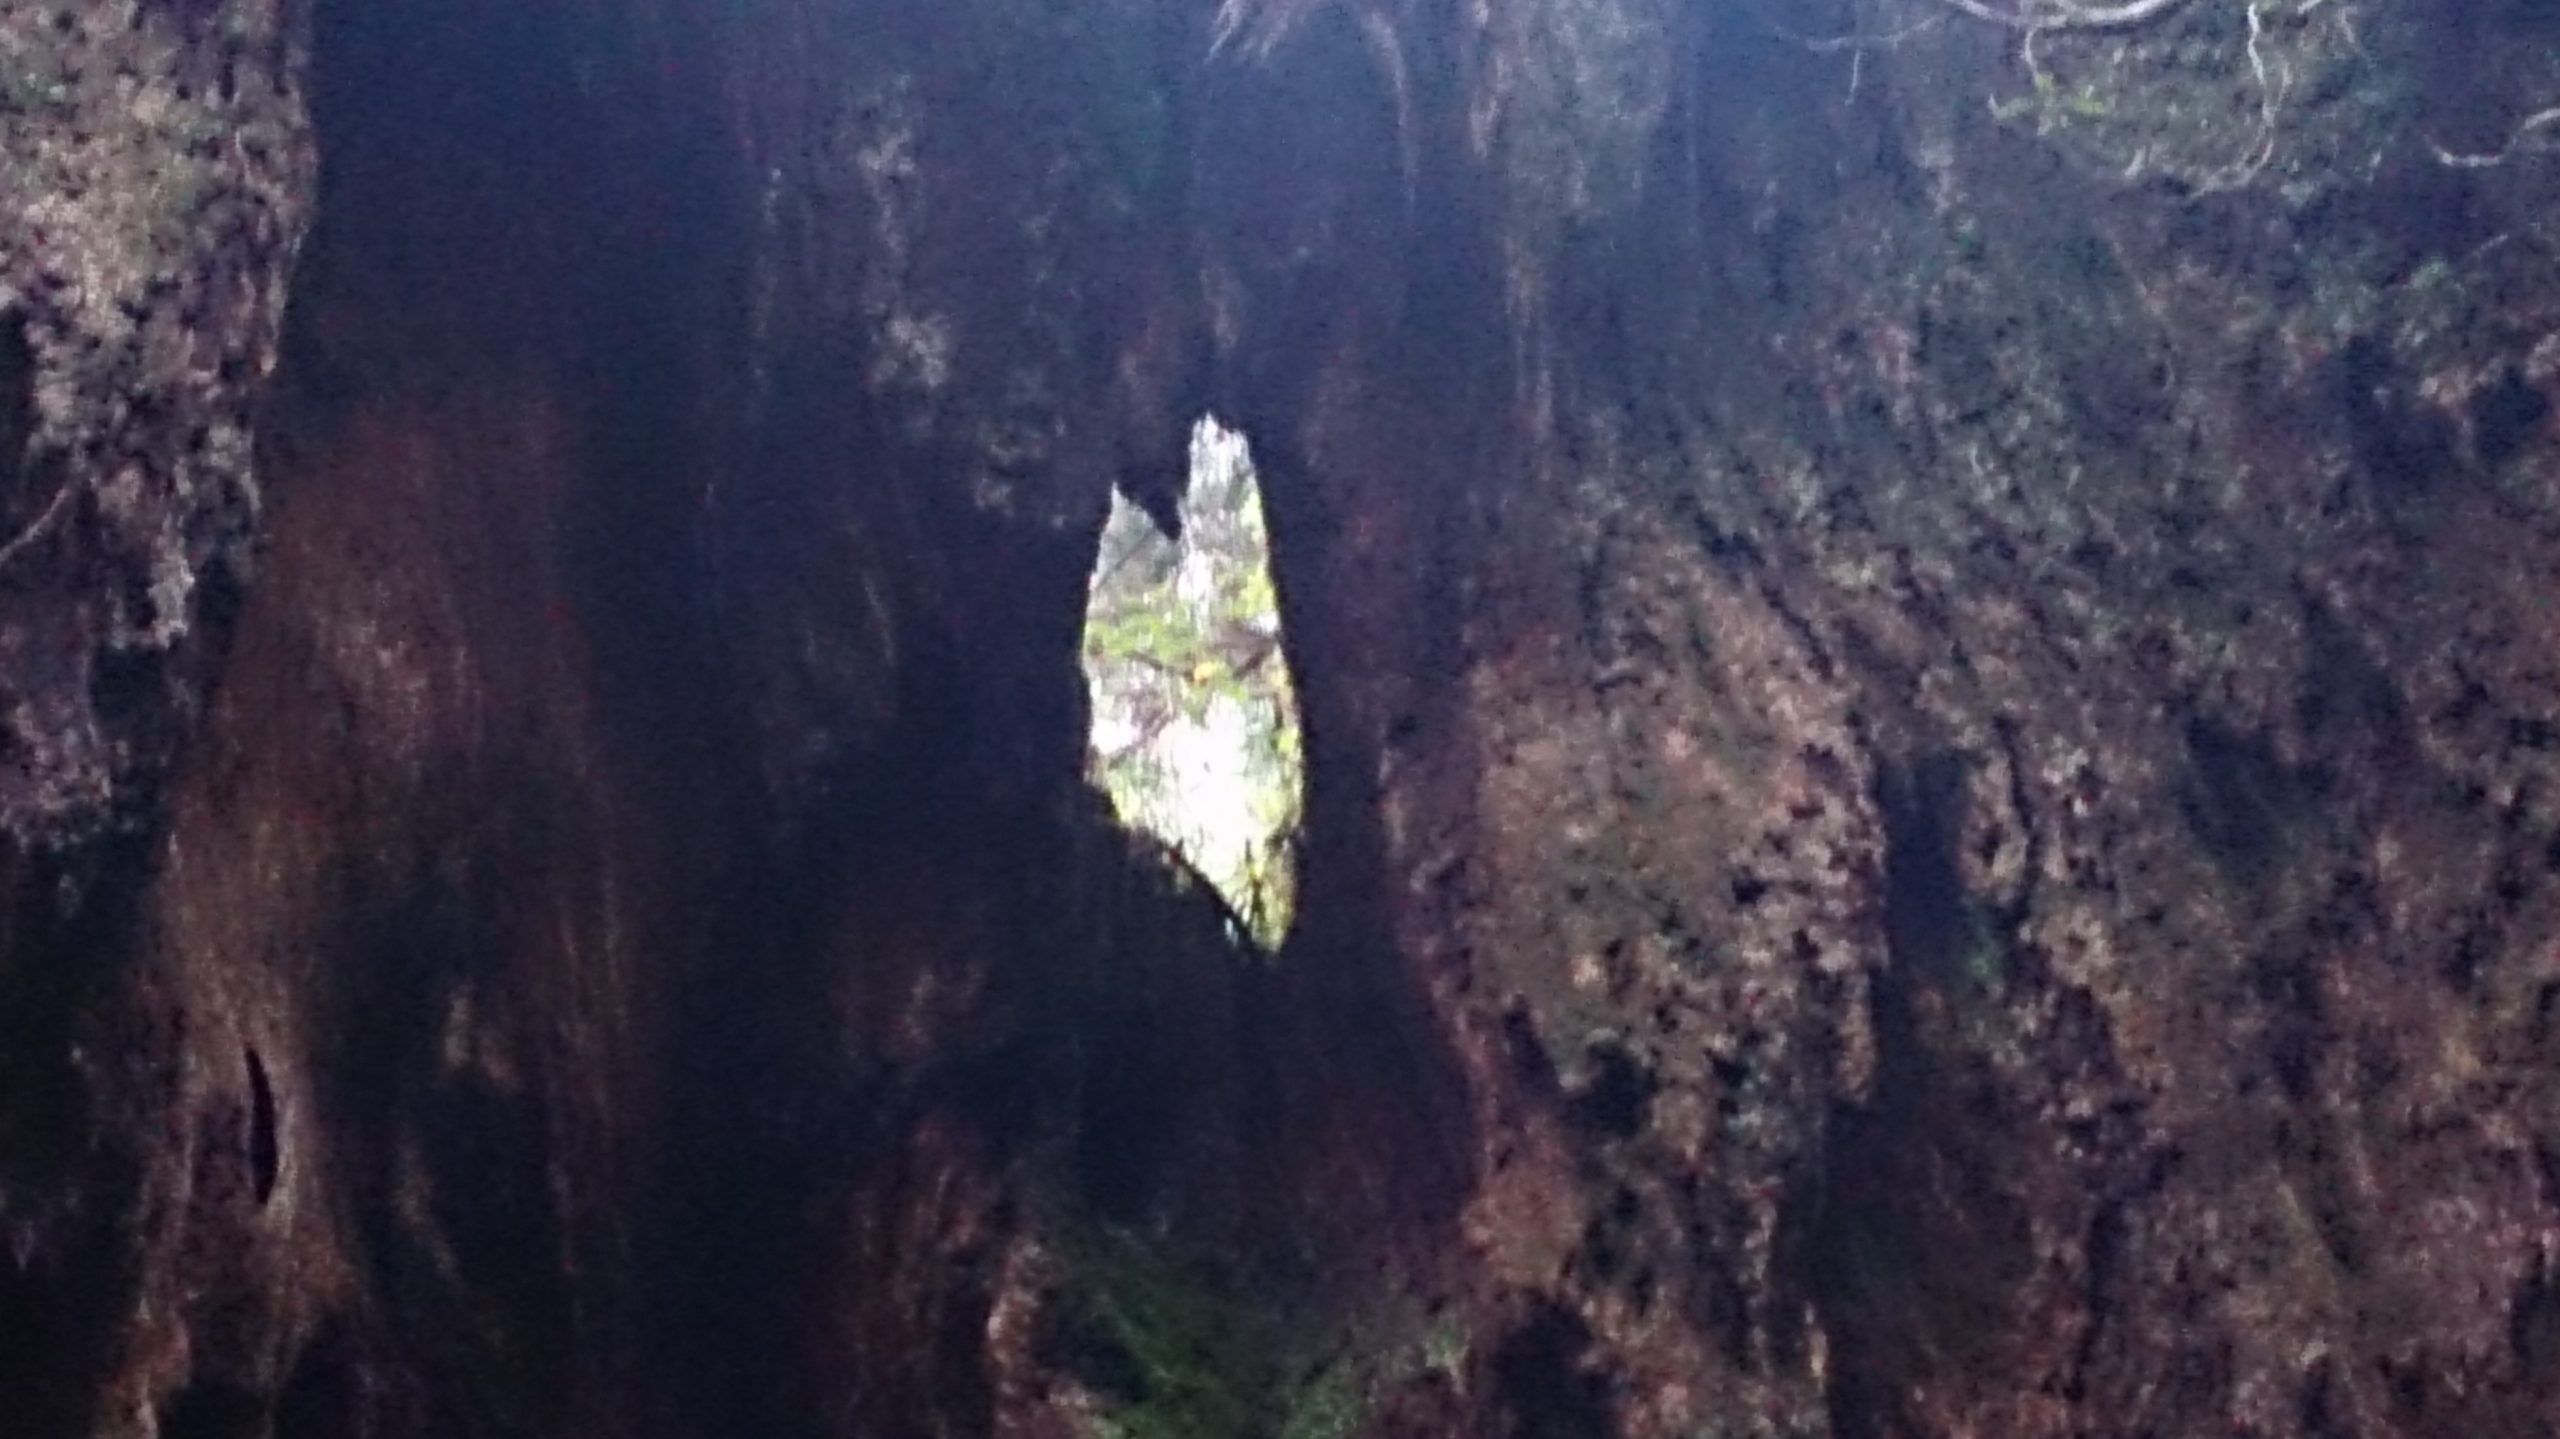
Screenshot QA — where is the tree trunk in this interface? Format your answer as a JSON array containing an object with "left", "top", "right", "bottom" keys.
[{"left": 1, "top": 1, "right": 2555, "bottom": 1436}]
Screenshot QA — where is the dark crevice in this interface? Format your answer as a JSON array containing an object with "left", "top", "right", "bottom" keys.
[
  {"left": 156, "top": 1377, "right": 268, "bottom": 1439},
  {"left": 1490, "top": 1302, "right": 1615, "bottom": 1439},
  {"left": 1809, "top": 749, "right": 2039, "bottom": 1438},
  {"left": 272, "top": 1325, "right": 365, "bottom": 1439},
  {"left": 2181, "top": 719, "right": 2303, "bottom": 892},
  {"left": 1565, "top": 1039, "right": 1654, "bottom": 1141},
  {"left": 0, "top": 313, "right": 45, "bottom": 538},
  {"left": 2337, "top": 336, "right": 2460, "bottom": 505},
  {"left": 2247, "top": 944, "right": 2332, "bottom": 1105},
  {"left": 0, "top": 836, "right": 165, "bottom": 1439},
  {"left": 2511, "top": 1255, "right": 2560, "bottom": 1377},
  {"left": 1879, "top": 752, "right": 1971, "bottom": 983},
  {"left": 2471, "top": 365, "right": 2551, "bottom": 469},
  {"left": 244, "top": 1046, "right": 278, "bottom": 1207},
  {"left": 2064, "top": 1196, "right": 2129, "bottom": 1403},
  {"left": 2297, "top": 1357, "right": 2349, "bottom": 1439}
]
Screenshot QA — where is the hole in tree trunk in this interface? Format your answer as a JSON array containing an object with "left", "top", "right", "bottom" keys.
[
  {"left": 245, "top": 1046, "right": 280, "bottom": 1207},
  {"left": 0, "top": 313, "right": 47, "bottom": 540},
  {"left": 1083, "top": 416, "right": 1303, "bottom": 946}
]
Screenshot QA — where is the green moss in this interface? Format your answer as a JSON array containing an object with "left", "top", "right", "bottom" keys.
[
  {"left": 1975, "top": 0, "right": 2386, "bottom": 196},
  {"left": 1272, "top": 1364, "right": 1368, "bottom": 1439},
  {"left": 1419, "top": 1312, "right": 1470, "bottom": 1385},
  {"left": 1991, "top": 71, "right": 2119, "bottom": 130},
  {"left": 1083, "top": 1238, "right": 1266, "bottom": 1439},
  {"left": 0, "top": 52, "right": 71, "bottom": 114},
  {"left": 1959, "top": 904, "right": 2009, "bottom": 995},
  {"left": 1070, "top": 1231, "right": 1448, "bottom": 1439}
]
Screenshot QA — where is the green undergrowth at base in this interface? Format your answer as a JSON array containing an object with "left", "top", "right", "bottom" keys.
[{"left": 1064, "top": 1228, "right": 1463, "bottom": 1439}]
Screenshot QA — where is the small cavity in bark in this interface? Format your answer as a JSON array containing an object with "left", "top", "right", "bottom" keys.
[
  {"left": 2472, "top": 365, "right": 2551, "bottom": 469},
  {"left": 2337, "top": 337, "right": 2458, "bottom": 499},
  {"left": 1566, "top": 1039, "right": 1654, "bottom": 1139},
  {"left": 1490, "top": 1302, "right": 1613, "bottom": 1439},
  {"left": 246, "top": 1046, "right": 279, "bottom": 1207},
  {"left": 0, "top": 313, "right": 38, "bottom": 534},
  {"left": 273, "top": 1328, "right": 362, "bottom": 1439},
  {"left": 157, "top": 1377, "right": 267, "bottom": 1439}
]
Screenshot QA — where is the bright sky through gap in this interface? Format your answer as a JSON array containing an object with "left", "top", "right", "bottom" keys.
[{"left": 1082, "top": 419, "right": 1300, "bottom": 938}]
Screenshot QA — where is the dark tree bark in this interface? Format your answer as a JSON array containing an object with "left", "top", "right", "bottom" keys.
[
  {"left": 1217, "top": 3, "right": 2560, "bottom": 1434},
  {"left": 1, "top": 1, "right": 2556, "bottom": 1437}
]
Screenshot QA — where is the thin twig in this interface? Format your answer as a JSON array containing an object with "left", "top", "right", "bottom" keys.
[
  {"left": 0, "top": 478, "right": 76, "bottom": 574},
  {"left": 2429, "top": 107, "right": 2560, "bottom": 169},
  {"left": 2191, "top": 0, "right": 2286, "bottom": 194},
  {"left": 1933, "top": 0, "right": 2194, "bottom": 30}
]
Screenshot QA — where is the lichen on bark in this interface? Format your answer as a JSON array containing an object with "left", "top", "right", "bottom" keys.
[{"left": 0, "top": 0, "right": 311, "bottom": 845}]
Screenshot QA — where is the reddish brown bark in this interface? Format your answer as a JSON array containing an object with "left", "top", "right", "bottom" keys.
[{"left": 3, "top": 1, "right": 2558, "bottom": 1436}]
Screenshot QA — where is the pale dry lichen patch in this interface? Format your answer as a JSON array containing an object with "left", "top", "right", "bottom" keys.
[{"left": 0, "top": 0, "right": 311, "bottom": 842}]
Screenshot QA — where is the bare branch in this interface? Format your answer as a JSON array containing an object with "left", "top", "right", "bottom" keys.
[
  {"left": 2188, "top": 0, "right": 2286, "bottom": 194},
  {"left": 0, "top": 477, "right": 76, "bottom": 575},
  {"left": 1933, "top": 0, "right": 2194, "bottom": 29},
  {"left": 2430, "top": 106, "right": 2560, "bottom": 169}
]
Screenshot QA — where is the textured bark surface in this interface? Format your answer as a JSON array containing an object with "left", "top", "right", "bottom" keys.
[
  {"left": 0, "top": 1, "right": 311, "bottom": 1429},
  {"left": 0, "top": 0, "right": 308, "bottom": 847},
  {"left": 1221, "top": 5, "right": 2560, "bottom": 1434},
  {"left": 4, "top": 0, "right": 2559, "bottom": 1437},
  {"left": 6, "top": 3, "right": 1255, "bottom": 1435}
]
